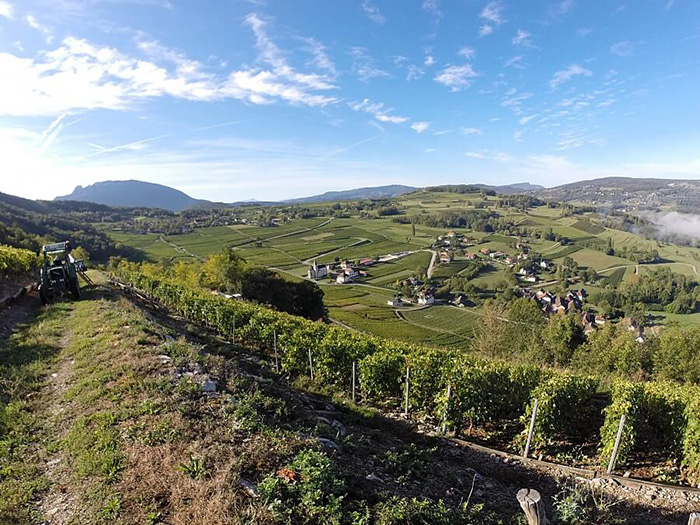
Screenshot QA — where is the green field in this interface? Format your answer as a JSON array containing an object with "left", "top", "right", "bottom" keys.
[{"left": 109, "top": 189, "right": 700, "bottom": 340}]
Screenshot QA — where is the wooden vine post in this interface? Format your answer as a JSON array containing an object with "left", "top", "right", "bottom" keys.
[
  {"left": 403, "top": 366, "right": 410, "bottom": 416},
  {"left": 351, "top": 361, "right": 357, "bottom": 403},
  {"left": 688, "top": 513, "right": 700, "bottom": 525},
  {"left": 523, "top": 398, "right": 539, "bottom": 459},
  {"left": 231, "top": 316, "right": 236, "bottom": 346},
  {"left": 308, "top": 348, "right": 315, "bottom": 380},
  {"left": 607, "top": 414, "right": 627, "bottom": 474},
  {"left": 273, "top": 329, "right": 279, "bottom": 374},
  {"left": 516, "top": 489, "right": 547, "bottom": 525},
  {"left": 441, "top": 384, "right": 452, "bottom": 434}
]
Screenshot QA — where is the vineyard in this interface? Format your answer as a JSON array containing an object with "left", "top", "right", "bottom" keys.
[
  {"left": 114, "top": 262, "right": 700, "bottom": 486},
  {"left": 0, "top": 244, "right": 38, "bottom": 277}
]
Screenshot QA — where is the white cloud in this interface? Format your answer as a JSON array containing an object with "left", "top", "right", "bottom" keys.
[
  {"left": 577, "top": 27, "right": 594, "bottom": 37},
  {"left": 301, "top": 37, "right": 336, "bottom": 76},
  {"left": 513, "top": 130, "right": 523, "bottom": 142},
  {"left": 434, "top": 63, "right": 478, "bottom": 91},
  {"left": 458, "top": 47, "right": 476, "bottom": 60},
  {"left": 550, "top": 64, "right": 592, "bottom": 90},
  {"left": 406, "top": 64, "right": 424, "bottom": 81},
  {"left": 479, "top": 25, "right": 494, "bottom": 37},
  {"left": 512, "top": 29, "right": 534, "bottom": 48},
  {"left": 501, "top": 90, "right": 533, "bottom": 115},
  {"left": 504, "top": 56, "right": 524, "bottom": 69},
  {"left": 411, "top": 121, "right": 431, "bottom": 133},
  {"left": 349, "top": 46, "right": 390, "bottom": 82},
  {"left": 610, "top": 40, "right": 635, "bottom": 57},
  {"left": 0, "top": 16, "right": 340, "bottom": 116},
  {"left": 349, "top": 98, "right": 408, "bottom": 124},
  {"left": 26, "top": 14, "right": 53, "bottom": 43},
  {"left": 461, "top": 127, "right": 484, "bottom": 135},
  {"left": 518, "top": 114, "right": 538, "bottom": 125},
  {"left": 480, "top": 1, "right": 504, "bottom": 24},
  {"left": 549, "top": 0, "right": 575, "bottom": 16},
  {"left": 425, "top": 54, "right": 436, "bottom": 67},
  {"left": 422, "top": 0, "right": 442, "bottom": 20},
  {"left": 465, "top": 149, "right": 512, "bottom": 161},
  {"left": 361, "top": 0, "right": 385, "bottom": 24},
  {"left": 0, "top": 1, "right": 12, "bottom": 19}
]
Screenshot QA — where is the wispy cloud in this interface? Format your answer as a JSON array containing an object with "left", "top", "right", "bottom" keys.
[
  {"left": 549, "top": 0, "right": 575, "bottom": 17},
  {"left": 461, "top": 127, "right": 484, "bottom": 136},
  {"left": 479, "top": 1, "right": 505, "bottom": 37},
  {"left": 610, "top": 40, "right": 635, "bottom": 57},
  {"left": 422, "top": 0, "right": 443, "bottom": 22},
  {"left": 550, "top": 64, "right": 592, "bottom": 90},
  {"left": 406, "top": 65, "right": 424, "bottom": 81},
  {"left": 0, "top": 1, "right": 12, "bottom": 19},
  {"left": 361, "top": 0, "right": 385, "bottom": 24},
  {"left": 424, "top": 48, "right": 436, "bottom": 67},
  {"left": 38, "top": 114, "right": 67, "bottom": 155},
  {"left": 512, "top": 29, "right": 534, "bottom": 48},
  {"left": 458, "top": 47, "right": 476, "bottom": 60},
  {"left": 577, "top": 27, "right": 594, "bottom": 37},
  {"left": 300, "top": 37, "right": 336, "bottom": 76},
  {"left": 349, "top": 46, "right": 390, "bottom": 82},
  {"left": 411, "top": 121, "right": 431, "bottom": 133},
  {"left": 434, "top": 63, "right": 478, "bottom": 91},
  {"left": 504, "top": 56, "right": 524, "bottom": 69},
  {"left": 349, "top": 99, "right": 408, "bottom": 124},
  {"left": 518, "top": 114, "right": 538, "bottom": 125},
  {"left": 26, "top": 14, "right": 53, "bottom": 43},
  {"left": 501, "top": 89, "right": 533, "bottom": 115}
]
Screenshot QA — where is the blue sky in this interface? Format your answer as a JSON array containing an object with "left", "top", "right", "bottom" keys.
[{"left": 0, "top": 0, "right": 698, "bottom": 202}]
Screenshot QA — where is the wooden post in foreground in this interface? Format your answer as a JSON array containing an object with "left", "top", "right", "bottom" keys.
[
  {"left": 273, "top": 330, "right": 279, "bottom": 374},
  {"left": 351, "top": 361, "right": 357, "bottom": 403},
  {"left": 231, "top": 316, "right": 236, "bottom": 346},
  {"left": 403, "top": 366, "right": 410, "bottom": 416},
  {"left": 607, "top": 414, "right": 627, "bottom": 474},
  {"left": 308, "top": 348, "right": 314, "bottom": 381},
  {"left": 523, "top": 398, "right": 539, "bottom": 459},
  {"left": 516, "top": 489, "right": 547, "bottom": 525},
  {"left": 688, "top": 513, "right": 700, "bottom": 525}
]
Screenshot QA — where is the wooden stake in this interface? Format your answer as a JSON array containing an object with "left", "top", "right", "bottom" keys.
[
  {"left": 273, "top": 329, "right": 279, "bottom": 374},
  {"left": 523, "top": 398, "right": 539, "bottom": 459},
  {"left": 441, "top": 384, "right": 452, "bottom": 434},
  {"left": 308, "top": 348, "right": 314, "bottom": 381},
  {"left": 352, "top": 361, "right": 357, "bottom": 403},
  {"left": 688, "top": 513, "right": 700, "bottom": 525},
  {"left": 403, "top": 366, "right": 410, "bottom": 415},
  {"left": 231, "top": 316, "right": 236, "bottom": 346},
  {"left": 516, "top": 489, "right": 547, "bottom": 525},
  {"left": 607, "top": 414, "right": 627, "bottom": 474}
]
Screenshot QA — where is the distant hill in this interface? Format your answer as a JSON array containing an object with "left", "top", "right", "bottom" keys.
[
  {"left": 534, "top": 177, "right": 700, "bottom": 212},
  {"left": 56, "top": 180, "right": 209, "bottom": 212},
  {"left": 285, "top": 185, "right": 417, "bottom": 204},
  {"left": 0, "top": 191, "right": 130, "bottom": 259}
]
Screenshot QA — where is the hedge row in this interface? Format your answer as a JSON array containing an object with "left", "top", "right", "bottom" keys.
[
  {"left": 0, "top": 245, "right": 38, "bottom": 277},
  {"left": 600, "top": 380, "right": 700, "bottom": 481}
]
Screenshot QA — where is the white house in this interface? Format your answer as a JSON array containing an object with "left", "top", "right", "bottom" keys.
[{"left": 417, "top": 292, "right": 435, "bottom": 305}]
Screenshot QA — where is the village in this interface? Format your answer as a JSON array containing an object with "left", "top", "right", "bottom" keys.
[{"left": 305, "top": 229, "right": 652, "bottom": 340}]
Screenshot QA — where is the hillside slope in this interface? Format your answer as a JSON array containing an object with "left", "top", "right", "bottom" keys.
[{"left": 0, "top": 279, "right": 691, "bottom": 524}]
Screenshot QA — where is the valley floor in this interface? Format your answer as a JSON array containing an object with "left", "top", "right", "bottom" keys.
[{"left": 0, "top": 278, "right": 692, "bottom": 524}]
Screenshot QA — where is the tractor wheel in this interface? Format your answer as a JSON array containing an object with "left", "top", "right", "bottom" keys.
[
  {"left": 70, "top": 279, "right": 81, "bottom": 300},
  {"left": 39, "top": 284, "right": 49, "bottom": 305}
]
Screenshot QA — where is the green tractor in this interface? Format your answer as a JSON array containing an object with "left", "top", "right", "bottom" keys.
[{"left": 38, "top": 241, "right": 83, "bottom": 305}]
